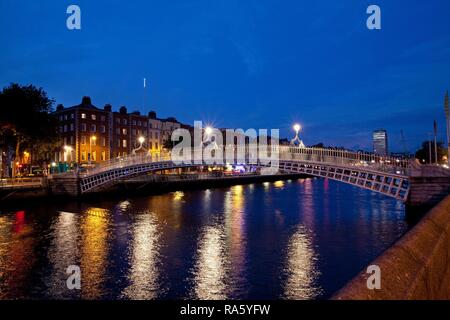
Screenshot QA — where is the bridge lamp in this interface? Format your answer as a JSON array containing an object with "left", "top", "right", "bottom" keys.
[
  {"left": 205, "top": 126, "right": 213, "bottom": 135},
  {"left": 293, "top": 124, "right": 301, "bottom": 134},
  {"left": 138, "top": 136, "right": 145, "bottom": 144}
]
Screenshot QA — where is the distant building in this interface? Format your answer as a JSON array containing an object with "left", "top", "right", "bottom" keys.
[
  {"left": 53, "top": 96, "right": 182, "bottom": 165},
  {"left": 373, "top": 129, "right": 388, "bottom": 155}
]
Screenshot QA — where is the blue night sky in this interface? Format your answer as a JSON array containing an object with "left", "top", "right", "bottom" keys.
[{"left": 1, "top": 0, "right": 449, "bottom": 152}]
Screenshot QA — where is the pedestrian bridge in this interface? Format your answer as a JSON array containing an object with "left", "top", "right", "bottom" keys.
[{"left": 76, "top": 146, "right": 412, "bottom": 201}]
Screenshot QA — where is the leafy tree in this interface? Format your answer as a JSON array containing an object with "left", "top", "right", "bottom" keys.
[
  {"left": 0, "top": 83, "right": 60, "bottom": 175},
  {"left": 415, "top": 140, "right": 447, "bottom": 164}
]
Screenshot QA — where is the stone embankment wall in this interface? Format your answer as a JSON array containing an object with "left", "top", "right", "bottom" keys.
[{"left": 333, "top": 194, "right": 450, "bottom": 299}]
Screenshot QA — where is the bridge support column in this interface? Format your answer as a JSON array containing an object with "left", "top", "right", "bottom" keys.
[
  {"left": 48, "top": 174, "right": 81, "bottom": 197},
  {"left": 406, "top": 163, "right": 450, "bottom": 222}
]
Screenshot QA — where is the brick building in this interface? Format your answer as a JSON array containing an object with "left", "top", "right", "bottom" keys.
[{"left": 53, "top": 96, "right": 182, "bottom": 165}]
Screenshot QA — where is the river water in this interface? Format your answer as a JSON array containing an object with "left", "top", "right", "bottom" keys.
[{"left": 0, "top": 177, "right": 408, "bottom": 299}]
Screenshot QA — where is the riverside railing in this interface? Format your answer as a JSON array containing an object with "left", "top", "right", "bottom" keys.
[{"left": 79, "top": 146, "right": 411, "bottom": 177}]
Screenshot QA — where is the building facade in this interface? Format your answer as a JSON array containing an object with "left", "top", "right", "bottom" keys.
[
  {"left": 53, "top": 96, "right": 182, "bottom": 165},
  {"left": 373, "top": 129, "right": 388, "bottom": 155}
]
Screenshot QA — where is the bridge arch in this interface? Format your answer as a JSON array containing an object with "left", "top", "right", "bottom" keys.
[{"left": 79, "top": 157, "right": 410, "bottom": 201}]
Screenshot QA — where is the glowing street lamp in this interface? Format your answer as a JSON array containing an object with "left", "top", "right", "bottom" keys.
[
  {"left": 290, "top": 123, "right": 305, "bottom": 148},
  {"left": 205, "top": 126, "right": 213, "bottom": 136},
  {"left": 132, "top": 136, "right": 147, "bottom": 154}
]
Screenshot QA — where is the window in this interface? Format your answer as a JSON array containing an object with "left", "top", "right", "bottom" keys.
[
  {"left": 101, "top": 115, "right": 106, "bottom": 121},
  {"left": 63, "top": 125, "right": 68, "bottom": 132},
  {"left": 116, "top": 128, "right": 120, "bottom": 134},
  {"left": 92, "top": 151, "right": 96, "bottom": 162},
  {"left": 70, "top": 136, "right": 74, "bottom": 144},
  {"left": 81, "top": 113, "right": 86, "bottom": 119},
  {"left": 70, "top": 123, "right": 74, "bottom": 131},
  {"left": 143, "top": 122, "right": 147, "bottom": 127},
  {"left": 81, "top": 123, "right": 86, "bottom": 132},
  {"left": 91, "top": 124, "right": 96, "bottom": 132},
  {"left": 116, "top": 118, "right": 121, "bottom": 124},
  {"left": 117, "top": 140, "right": 121, "bottom": 147},
  {"left": 155, "top": 132, "right": 158, "bottom": 138},
  {"left": 123, "top": 119, "right": 127, "bottom": 125},
  {"left": 59, "top": 115, "right": 63, "bottom": 121},
  {"left": 155, "top": 142, "right": 158, "bottom": 149},
  {"left": 149, "top": 123, "right": 152, "bottom": 129},
  {"left": 100, "top": 125, "right": 105, "bottom": 133},
  {"left": 122, "top": 128, "right": 127, "bottom": 135},
  {"left": 149, "top": 142, "right": 153, "bottom": 149},
  {"left": 71, "top": 113, "right": 75, "bottom": 119},
  {"left": 81, "top": 151, "right": 86, "bottom": 161},
  {"left": 101, "top": 137, "right": 106, "bottom": 147},
  {"left": 132, "top": 129, "right": 136, "bottom": 135},
  {"left": 101, "top": 151, "right": 106, "bottom": 161},
  {"left": 91, "top": 137, "right": 96, "bottom": 146},
  {"left": 122, "top": 139, "right": 127, "bottom": 148},
  {"left": 81, "top": 136, "right": 86, "bottom": 145},
  {"left": 138, "top": 121, "right": 142, "bottom": 126},
  {"left": 64, "top": 115, "right": 68, "bottom": 120},
  {"left": 91, "top": 114, "right": 96, "bottom": 120},
  {"left": 132, "top": 120, "right": 136, "bottom": 126}
]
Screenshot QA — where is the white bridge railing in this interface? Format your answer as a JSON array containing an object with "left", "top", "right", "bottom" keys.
[{"left": 80, "top": 146, "right": 411, "bottom": 178}]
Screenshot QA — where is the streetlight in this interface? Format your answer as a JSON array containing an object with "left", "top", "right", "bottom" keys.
[
  {"left": 291, "top": 123, "right": 305, "bottom": 148},
  {"left": 205, "top": 126, "right": 213, "bottom": 136},
  {"left": 89, "top": 136, "right": 96, "bottom": 165},
  {"left": 132, "top": 136, "right": 146, "bottom": 154}
]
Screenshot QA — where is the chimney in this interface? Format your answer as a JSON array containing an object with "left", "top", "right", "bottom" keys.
[
  {"left": 81, "top": 96, "right": 92, "bottom": 105},
  {"left": 104, "top": 104, "right": 112, "bottom": 112}
]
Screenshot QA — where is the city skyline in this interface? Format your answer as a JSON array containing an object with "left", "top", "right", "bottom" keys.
[{"left": 1, "top": 1, "right": 450, "bottom": 151}]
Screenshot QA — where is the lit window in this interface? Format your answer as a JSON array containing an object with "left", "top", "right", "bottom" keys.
[
  {"left": 101, "top": 137, "right": 106, "bottom": 147},
  {"left": 122, "top": 139, "right": 127, "bottom": 148},
  {"left": 92, "top": 151, "right": 96, "bottom": 161},
  {"left": 91, "top": 114, "right": 96, "bottom": 120},
  {"left": 81, "top": 113, "right": 86, "bottom": 119},
  {"left": 101, "top": 151, "right": 106, "bottom": 161},
  {"left": 122, "top": 128, "right": 127, "bottom": 135},
  {"left": 81, "top": 152, "right": 86, "bottom": 161},
  {"left": 81, "top": 136, "right": 86, "bottom": 145}
]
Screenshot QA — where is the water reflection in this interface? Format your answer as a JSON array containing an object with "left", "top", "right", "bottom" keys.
[
  {"left": 80, "top": 207, "right": 110, "bottom": 299},
  {"left": 47, "top": 211, "right": 80, "bottom": 298},
  {"left": 283, "top": 225, "right": 321, "bottom": 299},
  {"left": 122, "top": 212, "right": 160, "bottom": 299},
  {"left": 0, "top": 179, "right": 408, "bottom": 299},
  {"left": 192, "top": 224, "right": 227, "bottom": 299}
]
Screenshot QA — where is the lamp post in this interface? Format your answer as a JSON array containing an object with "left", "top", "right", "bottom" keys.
[
  {"left": 132, "top": 136, "right": 146, "bottom": 154},
  {"left": 444, "top": 90, "right": 450, "bottom": 167},
  {"left": 89, "top": 136, "right": 96, "bottom": 165},
  {"left": 291, "top": 123, "right": 305, "bottom": 148}
]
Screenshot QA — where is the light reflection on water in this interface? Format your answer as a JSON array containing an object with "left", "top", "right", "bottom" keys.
[{"left": 0, "top": 178, "right": 408, "bottom": 299}]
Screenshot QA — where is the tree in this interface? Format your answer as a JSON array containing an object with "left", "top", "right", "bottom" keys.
[
  {"left": 415, "top": 140, "right": 447, "bottom": 164},
  {"left": 0, "top": 83, "right": 59, "bottom": 176}
]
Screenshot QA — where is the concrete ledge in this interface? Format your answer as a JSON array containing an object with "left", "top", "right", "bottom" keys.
[{"left": 333, "top": 194, "right": 450, "bottom": 300}]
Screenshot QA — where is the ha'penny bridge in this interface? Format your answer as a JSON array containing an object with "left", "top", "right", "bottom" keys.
[{"left": 47, "top": 145, "right": 450, "bottom": 207}]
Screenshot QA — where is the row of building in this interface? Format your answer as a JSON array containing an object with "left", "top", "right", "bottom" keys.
[{"left": 53, "top": 96, "right": 182, "bottom": 164}]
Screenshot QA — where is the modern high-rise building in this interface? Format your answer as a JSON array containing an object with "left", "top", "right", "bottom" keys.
[
  {"left": 373, "top": 129, "right": 388, "bottom": 155},
  {"left": 53, "top": 96, "right": 181, "bottom": 165}
]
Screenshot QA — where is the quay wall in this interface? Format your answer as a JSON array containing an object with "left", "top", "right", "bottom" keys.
[{"left": 333, "top": 194, "right": 450, "bottom": 299}]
